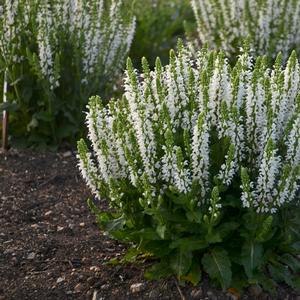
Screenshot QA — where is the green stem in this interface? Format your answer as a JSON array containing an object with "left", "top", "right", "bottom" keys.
[{"left": 47, "top": 87, "right": 57, "bottom": 144}]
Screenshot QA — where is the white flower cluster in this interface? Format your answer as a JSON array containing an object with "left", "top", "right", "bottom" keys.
[
  {"left": 37, "top": 1, "right": 58, "bottom": 90},
  {"left": 0, "top": 0, "right": 22, "bottom": 64},
  {"left": 0, "top": 0, "right": 135, "bottom": 89},
  {"left": 78, "top": 45, "right": 300, "bottom": 214},
  {"left": 190, "top": 0, "right": 300, "bottom": 60}
]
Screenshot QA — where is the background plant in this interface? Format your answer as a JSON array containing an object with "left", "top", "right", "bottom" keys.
[
  {"left": 78, "top": 43, "right": 300, "bottom": 293},
  {"left": 130, "top": 0, "right": 194, "bottom": 68},
  {"left": 190, "top": 0, "right": 300, "bottom": 62},
  {"left": 0, "top": 0, "right": 135, "bottom": 147}
]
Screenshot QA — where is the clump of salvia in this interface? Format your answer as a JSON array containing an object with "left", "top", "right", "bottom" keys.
[
  {"left": 78, "top": 43, "right": 300, "bottom": 292},
  {"left": 0, "top": 0, "right": 135, "bottom": 89},
  {"left": 0, "top": 0, "right": 135, "bottom": 144},
  {"left": 190, "top": 0, "right": 300, "bottom": 61}
]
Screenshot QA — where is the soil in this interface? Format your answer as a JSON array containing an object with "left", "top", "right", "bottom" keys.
[{"left": 0, "top": 149, "right": 299, "bottom": 300}]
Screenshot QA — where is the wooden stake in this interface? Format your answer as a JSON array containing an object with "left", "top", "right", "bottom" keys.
[{"left": 2, "top": 70, "right": 8, "bottom": 151}]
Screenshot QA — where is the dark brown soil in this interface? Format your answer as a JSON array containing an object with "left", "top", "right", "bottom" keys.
[{"left": 0, "top": 149, "right": 299, "bottom": 300}]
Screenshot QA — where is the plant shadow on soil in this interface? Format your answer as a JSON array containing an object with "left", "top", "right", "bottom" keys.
[{"left": 0, "top": 149, "right": 299, "bottom": 300}]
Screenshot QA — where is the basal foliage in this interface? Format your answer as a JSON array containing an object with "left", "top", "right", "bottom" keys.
[
  {"left": 190, "top": 0, "right": 300, "bottom": 61},
  {"left": 0, "top": 0, "right": 135, "bottom": 146},
  {"left": 78, "top": 43, "right": 300, "bottom": 292}
]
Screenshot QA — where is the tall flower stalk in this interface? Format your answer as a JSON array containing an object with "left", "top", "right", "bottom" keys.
[{"left": 190, "top": 0, "right": 300, "bottom": 61}]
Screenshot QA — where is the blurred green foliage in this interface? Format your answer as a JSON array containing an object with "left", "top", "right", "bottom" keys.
[{"left": 130, "top": 0, "right": 195, "bottom": 68}]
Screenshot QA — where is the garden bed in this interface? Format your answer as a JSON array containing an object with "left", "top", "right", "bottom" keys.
[{"left": 0, "top": 150, "right": 299, "bottom": 300}]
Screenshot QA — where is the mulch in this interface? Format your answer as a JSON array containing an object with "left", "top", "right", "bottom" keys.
[{"left": 0, "top": 149, "right": 299, "bottom": 300}]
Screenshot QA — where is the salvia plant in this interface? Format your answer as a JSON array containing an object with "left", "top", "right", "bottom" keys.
[
  {"left": 190, "top": 0, "right": 300, "bottom": 62},
  {"left": 0, "top": 0, "right": 135, "bottom": 146},
  {"left": 78, "top": 43, "right": 300, "bottom": 292}
]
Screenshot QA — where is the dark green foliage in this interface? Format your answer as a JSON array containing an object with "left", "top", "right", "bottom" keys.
[
  {"left": 130, "top": 0, "right": 194, "bottom": 68},
  {"left": 88, "top": 193, "right": 300, "bottom": 293}
]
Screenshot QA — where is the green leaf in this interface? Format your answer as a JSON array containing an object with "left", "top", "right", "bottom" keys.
[
  {"left": 242, "top": 212, "right": 257, "bottom": 232},
  {"left": 241, "top": 241, "right": 263, "bottom": 280},
  {"left": 27, "top": 117, "right": 39, "bottom": 130},
  {"left": 181, "top": 259, "right": 202, "bottom": 286},
  {"left": 156, "top": 224, "right": 167, "bottom": 239},
  {"left": 170, "top": 249, "right": 193, "bottom": 277},
  {"left": 255, "top": 216, "right": 274, "bottom": 242},
  {"left": 142, "top": 240, "right": 172, "bottom": 257},
  {"left": 129, "top": 228, "right": 160, "bottom": 241},
  {"left": 256, "top": 274, "right": 277, "bottom": 295},
  {"left": 103, "top": 216, "right": 126, "bottom": 233},
  {"left": 279, "top": 253, "right": 300, "bottom": 273},
  {"left": 87, "top": 198, "right": 101, "bottom": 215},
  {"left": 169, "top": 237, "right": 208, "bottom": 252},
  {"left": 205, "top": 231, "right": 222, "bottom": 244},
  {"left": 33, "top": 111, "right": 53, "bottom": 122},
  {"left": 144, "top": 260, "right": 173, "bottom": 280},
  {"left": 223, "top": 195, "right": 241, "bottom": 208},
  {"left": 106, "top": 257, "right": 120, "bottom": 265},
  {"left": 122, "top": 247, "right": 142, "bottom": 263},
  {"left": 0, "top": 101, "right": 19, "bottom": 112},
  {"left": 202, "top": 248, "right": 232, "bottom": 290},
  {"left": 218, "top": 222, "right": 239, "bottom": 239},
  {"left": 56, "top": 124, "right": 76, "bottom": 139},
  {"left": 290, "top": 241, "right": 300, "bottom": 253},
  {"left": 290, "top": 276, "right": 300, "bottom": 292},
  {"left": 268, "top": 262, "right": 293, "bottom": 288},
  {"left": 186, "top": 210, "right": 202, "bottom": 223}
]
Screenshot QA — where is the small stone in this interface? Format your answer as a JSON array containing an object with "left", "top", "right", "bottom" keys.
[
  {"left": 92, "top": 290, "right": 98, "bottom": 300},
  {"left": 248, "top": 285, "right": 263, "bottom": 297},
  {"left": 3, "top": 239, "right": 13, "bottom": 244},
  {"left": 90, "top": 266, "right": 100, "bottom": 272},
  {"left": 100, "top": 284, "right": 110, "bottom": 290},
  {"left": 56, "top": 277, "right": 65, "bottom": 284},
  {"left": 68, "top": 223, "right": 75, "bottom": 230},
  {"left": 226, "top": 293, "right": 239, "bottom": 300},
  {"left": 62, "top": 151, "right": 72, "bottom": 158},
  {"left": 27, "top": 252, "right": 36, "bottom": 260},
  {"left": 130, "top": 283, "right": 145, "bottom": 293},
  {"left": 74, "top": 283, "right": 83, "bottom": 292},
  {"left": 57, "top": 226, "right": 64, "bottom": 232},
  {"left": 12, "top": 257, "right": 18, "bottom": 264},
  {"left": 206, "top": 290, "right": 217, "bottom": 300},
  {"left": 4, "top": 248, "right": 14, "bottom": 255},
  {"left": 79, "top": 222, "right": 85, "bottom": 227},
  {"left": 190, "top": 288, "right": 203, "bottom": 299},
  {"left": 45, "top": 210, "right": 52, "bottom": 216},
  {"left": 86, "top": 290, "right": 92, "bottom": 297}
]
